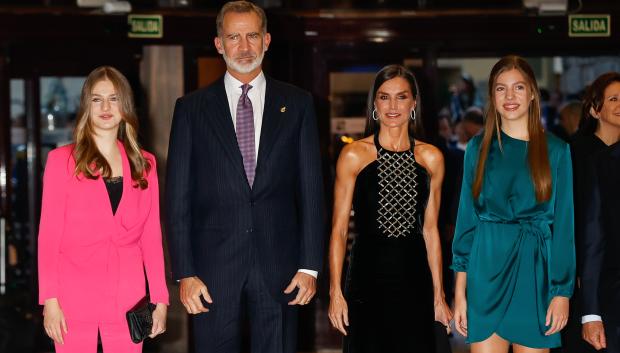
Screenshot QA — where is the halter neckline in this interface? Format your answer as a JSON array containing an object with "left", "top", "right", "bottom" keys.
[{"left": 373, "top": 134, "right": 415, "bottom": 154}]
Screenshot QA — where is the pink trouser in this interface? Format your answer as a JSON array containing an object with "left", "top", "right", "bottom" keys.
[{"left": 54, "top": 319, "right": 142, "bottom": 353}]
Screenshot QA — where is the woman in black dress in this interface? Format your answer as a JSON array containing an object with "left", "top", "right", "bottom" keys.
[{"left": 328, "top": 65, "right": 452, "bottom": 353}]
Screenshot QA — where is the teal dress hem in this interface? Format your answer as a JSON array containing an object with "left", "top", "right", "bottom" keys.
[{"left": 452, "top": 131, "right": 576, "bottom": 348}]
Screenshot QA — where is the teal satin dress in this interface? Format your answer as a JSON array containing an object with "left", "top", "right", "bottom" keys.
[{"left": 452, "top": 131, "right": 575, "bottom": 348}]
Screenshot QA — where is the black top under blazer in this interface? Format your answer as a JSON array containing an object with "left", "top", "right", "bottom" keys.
[{"left": 165, "top": 75, "right": 325, "bottom": 303}]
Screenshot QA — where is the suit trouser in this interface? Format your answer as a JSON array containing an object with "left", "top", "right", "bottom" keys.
[
  {"left": 605, "top": 324, "right": 620, "bottom": 353},
  {"left": 192, "top": 265, "right": 298, "bottom": 353},
  {"left": 54, "top": 319, "right": 141, "bottom": 353}
]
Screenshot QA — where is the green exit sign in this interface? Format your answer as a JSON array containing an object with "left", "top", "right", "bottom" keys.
[
  {"left": 569, "top": 14, "right": 610, "bottom": 37},
  {"left": 128, "top": 15, "right": 163, "bottom": 38}
]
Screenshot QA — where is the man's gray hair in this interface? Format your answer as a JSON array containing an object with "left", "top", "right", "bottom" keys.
[{"left": 216, "top": 1, "right": 268, "bottom": 36}]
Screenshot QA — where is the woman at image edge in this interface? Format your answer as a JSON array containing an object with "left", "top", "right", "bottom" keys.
[
  {"left": 328, "top": 64, "right": 452, "bottom": 353},
  {"left": 38, "top": 66, "right": 168, "bottom": 353},
  {"left": 452, "top": 56, "right": 575, "bottom": 353}
]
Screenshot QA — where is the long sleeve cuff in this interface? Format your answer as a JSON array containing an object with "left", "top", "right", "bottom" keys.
[
  {"left": 298, "top": 269, "right": 318, "bottom": 278},
  {"left": 39, "top": 291, "right": 59, "bottom": 305},
  {"left": 450, "top": 257, "right": 468, "bottom": 272},
  {"left": 550, "top": 287, "right": 573, "bottom": 298},
  {"left": 149, "top": 293, "right": 170, "bottom": 305},
  {"left": 582, "top": 315, "right": 603, "bottom": 324}
]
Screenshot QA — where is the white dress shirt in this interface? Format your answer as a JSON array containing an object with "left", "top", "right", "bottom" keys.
[
  {"left": 582, "top": 314, "right": 602, "bottom": 324},
  {"left": 224, "top": 71, "right": 317, "bottom": 279},
  {"left": 224, "top": 71, "right": 266, "bottom": 156}
]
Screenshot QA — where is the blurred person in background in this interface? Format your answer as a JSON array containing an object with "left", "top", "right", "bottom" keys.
[
  {"left": 573, "top": 72, "right": 620, "bottom": 353},
  {"left": 441, "top": 105, "right": 483, "bottom": 300},
  {"left": 438, "top": 108, "right": 456, "bottom": 148},
  {"left": 540, "top": 88, "right": 563, "bottom": 129},
  {"left": 454, "top": 122, "right": 468, "bottom": 151},
  {"left": 461, "top": 107, "right": 484, "bottom": 141},
  {"left": 450, "top": 73, "right": 482, "bottom": 122},
  {"left": 454, "top": 107, "right": 484, "bottom": 151},
  {"left": 551, "top": 101, "right": 582, "bottom": 143}
]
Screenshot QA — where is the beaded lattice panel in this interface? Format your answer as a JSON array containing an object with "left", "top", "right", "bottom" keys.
[{"left": 376, "top": 148, "right": 418, "bottom": 238}]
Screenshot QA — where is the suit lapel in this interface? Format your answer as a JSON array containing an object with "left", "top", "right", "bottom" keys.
[
  {"left": 256, "top": 78, "right": 285, "bottom": 177},
  {"left": 209, "top": 78, "right": 248, "bottom": 184},
  {"left": 114, "top": 140, "right": 131, "bottom": 218}
]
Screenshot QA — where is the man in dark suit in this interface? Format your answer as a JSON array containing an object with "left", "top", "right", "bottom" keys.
[
  {"left": 581, "top": 142, "right": 620, "bottom": 353},
  {"left": 165, "top": 2, "right": 325, "bottom": 352}
]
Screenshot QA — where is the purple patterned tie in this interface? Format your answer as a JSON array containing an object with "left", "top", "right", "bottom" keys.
[{"left": 236, "top": 84, "right": 256, "bottom": 186}]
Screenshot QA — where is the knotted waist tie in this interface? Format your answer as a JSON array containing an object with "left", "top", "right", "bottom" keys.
[
  {"left": 105, "top": 235, "right": 142, "bottom": 295},
  {"left": 480, "top": 218, "right": 552, "bottom": 333},
  {"left": 92, "top": 227, "right": 143, "bottom": 319}
]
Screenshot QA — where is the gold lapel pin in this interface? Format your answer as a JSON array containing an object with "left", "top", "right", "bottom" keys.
[{"left": 280, "top": 106, "right": 286, "bottom": 113}]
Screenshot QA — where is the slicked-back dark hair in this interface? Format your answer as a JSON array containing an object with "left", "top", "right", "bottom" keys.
[{"left": 364, "top": 64, "right": 423, "bottom": 138}]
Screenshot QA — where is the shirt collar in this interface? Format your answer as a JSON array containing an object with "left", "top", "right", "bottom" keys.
[{"left": 224, "top": 71, "right": 265, "bottom": 93}]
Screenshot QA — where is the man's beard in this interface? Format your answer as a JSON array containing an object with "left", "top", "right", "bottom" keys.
[{"left": 223, "top": 48, "right": 265, "bottom": 74}]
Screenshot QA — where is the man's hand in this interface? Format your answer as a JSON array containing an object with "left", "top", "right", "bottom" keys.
[
  {"left": 583, "top": 321, "right": 607, "bottom": 350},
  {"left": 179, "top": 276, "right": 212, "bottom": 314},
  {"left": 284, "top": 272, "right": 316, "bottom": 306}
]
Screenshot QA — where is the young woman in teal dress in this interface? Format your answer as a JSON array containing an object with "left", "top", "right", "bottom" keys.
[{"left": 452, "top": 55, "right": 575, "bottom": 352}]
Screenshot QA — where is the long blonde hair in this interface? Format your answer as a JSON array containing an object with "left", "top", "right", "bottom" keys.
[
  {"left": 473, "top": 55, "right": 551, "bottom": 202},
  {"left": 73, "top": 66, "right": 150, "bottom": 189}
]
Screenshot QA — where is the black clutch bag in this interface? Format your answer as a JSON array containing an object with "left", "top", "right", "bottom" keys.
[{"left": 126, "top": 296, "right": 156, "bottom": 343}]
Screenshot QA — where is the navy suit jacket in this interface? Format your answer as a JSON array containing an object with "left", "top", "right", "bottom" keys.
[
  {"left": 580, "top": 141, "right": 620, "bottom": 324},
  {"left": 166, "top": 75, "right": 325, "bottom": 302}
]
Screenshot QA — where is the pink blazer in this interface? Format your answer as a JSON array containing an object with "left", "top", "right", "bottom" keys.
[{"left": 38, "top": 142, "right": 169, "bottom": 323}]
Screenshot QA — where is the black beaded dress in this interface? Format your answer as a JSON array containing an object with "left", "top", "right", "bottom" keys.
[{"left": 343, "top": 134, "right": 436, "bottom": 353}]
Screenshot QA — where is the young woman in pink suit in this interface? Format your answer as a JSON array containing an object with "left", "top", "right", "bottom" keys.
[{"left": 37, "top": 66, "right": 169, "bottom": 353}]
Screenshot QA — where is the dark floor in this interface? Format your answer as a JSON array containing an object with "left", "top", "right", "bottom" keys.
[{"left": 312, "top": 296, "right": 469, "bottom": 353}]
